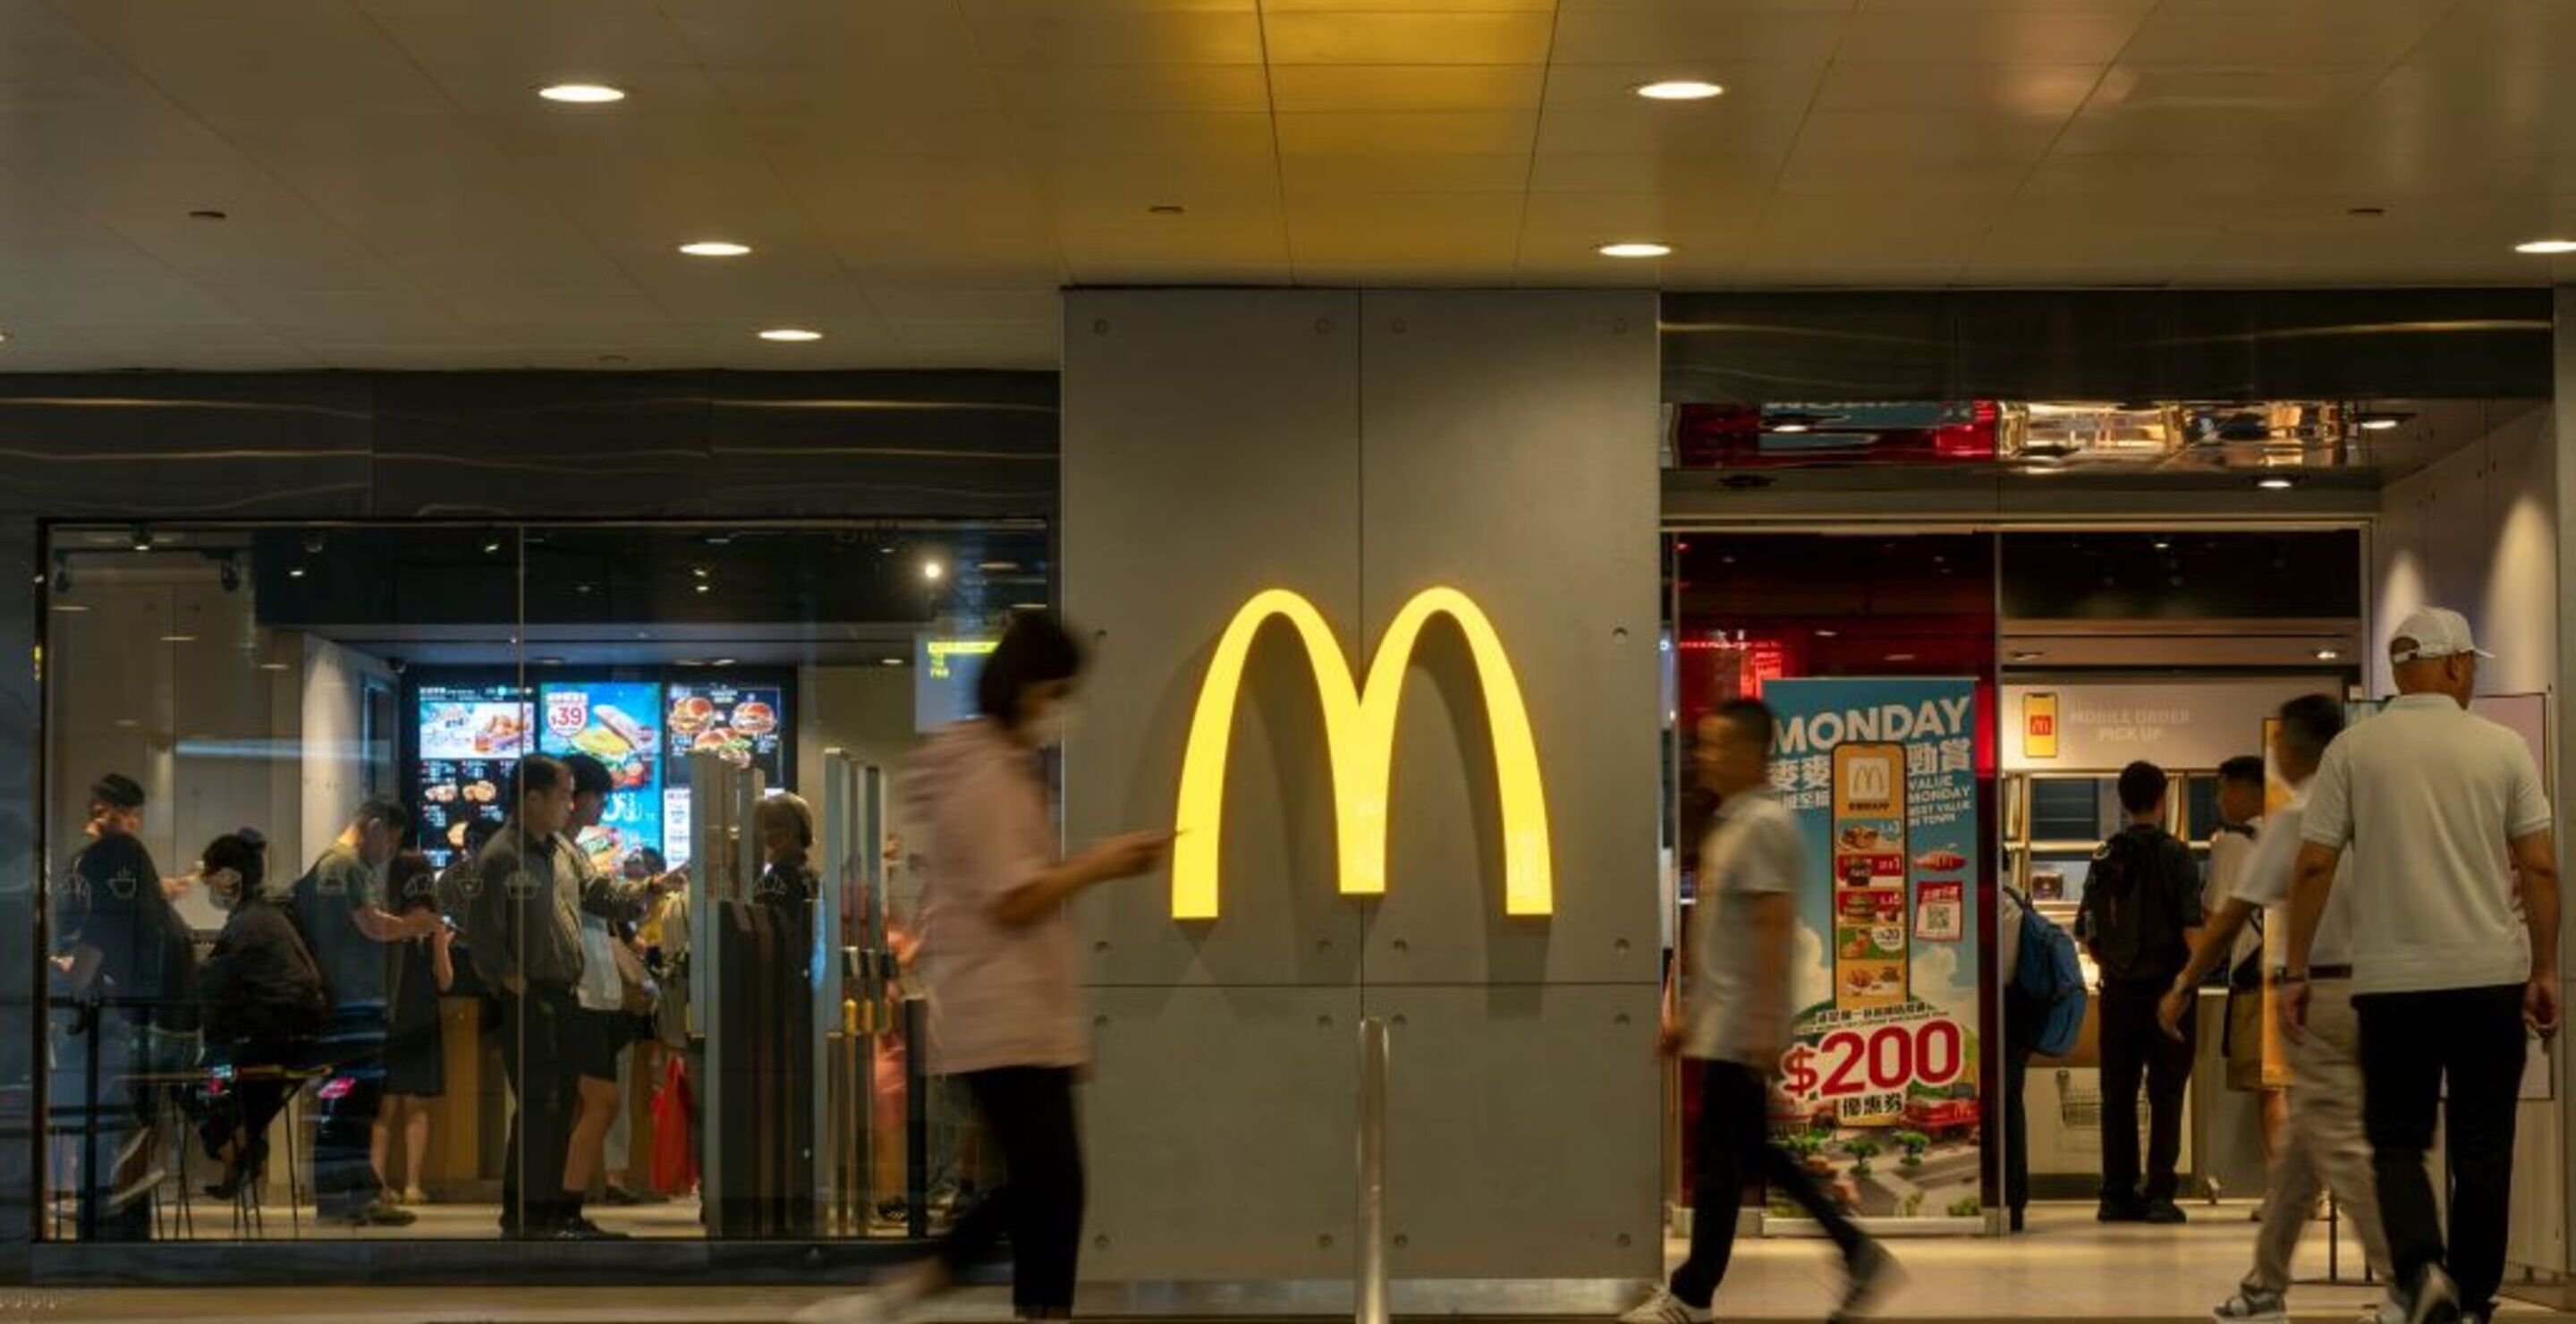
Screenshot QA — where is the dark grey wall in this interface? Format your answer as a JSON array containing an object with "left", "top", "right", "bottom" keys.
[
  {"left": 1063, "top": 291, "right": 1663, "bottom": 1283},
  {"left": 1662, "top": 288, "right": 2555, "bottom": 403},
  {"left": 0, "top": 369, "right": 1056, "bottom": 1258}
]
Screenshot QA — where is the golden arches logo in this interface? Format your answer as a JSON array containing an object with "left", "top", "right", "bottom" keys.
[{"left": 1171, "top": 587, "right": 1553, "bottom": 920}]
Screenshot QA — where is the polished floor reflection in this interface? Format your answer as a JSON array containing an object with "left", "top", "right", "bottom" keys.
[{"left": 30, "top": 1203, "right": 2560, "bottom": 1321}]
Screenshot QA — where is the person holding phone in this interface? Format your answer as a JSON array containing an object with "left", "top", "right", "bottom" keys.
[{"left": 799, "top": 611, "right": 1167, "bottom": 1324}]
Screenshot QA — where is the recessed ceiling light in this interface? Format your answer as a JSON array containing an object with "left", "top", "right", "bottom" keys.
[
  {"left": 679, "top": 241, "right": 751, "bottom": 257},
  {"left": 880, "top": 657, "right": 905, "bottom": 667},
  {"left": 758, "top": 327, "right": 823, "bottom": 342},
  {"left": 712, "top": 658, "right": 737, "bottom": 667},
  {"left": 2515, "top": 239, "right": 2576, "bottom": 255},
  {"left": 259, "top": 661, "right": 290, "bottom": 671},
  {"left": 287, "top": 566, "right": 307, "bottom": 578},
  {"left": 694, "top": 582, "right": 711, "bottom": 594},
  {"left": 1597, "top": 242, "right": 1673, "bottom": 259},
  {"left": 2360, "top": 417, "right": 2401, "bottom": 431},
  {"left": 922, "top": 560, "right": 945, "bottom": 582},
  {"left": 1772, "top": 423, "right": 1810, "bottom": 434},
  {"left": 1814, "top": 628, "right": 1839, "bottom": 639},
  {"left": 2315, "top": 649, "right": 2343, "bottom": 661},
  {"left": 539, "top": 83, "right": 625, "bottom": 104},
  {"left": 1635, "top": 80, "right": 1724, "bottom": 101},
  {"left": 159, "top": 633, "right": 197, "bottom": 643},
  {"left": 2258, "top": 477, "right": 2295, "bottom": 490},
  {"left": 49, "top": 603, "right": 88, "bottom": 613}
]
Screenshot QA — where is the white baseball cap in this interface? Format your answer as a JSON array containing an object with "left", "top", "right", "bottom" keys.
[{"left": 2388, "top": 606, "right": 2493, "bottom": 665}]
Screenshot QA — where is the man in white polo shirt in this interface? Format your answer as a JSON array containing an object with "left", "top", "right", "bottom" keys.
[{"left": 2288, "top": 607, "right": 2561, "bottom": 1324}]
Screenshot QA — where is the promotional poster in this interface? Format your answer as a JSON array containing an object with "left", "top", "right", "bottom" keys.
[
  {"left": 1762, "top": 677, "right": 1986, "bottom": 1220},
  {"left": 538, "top": 681, "right": 665, "bottom": 875}
]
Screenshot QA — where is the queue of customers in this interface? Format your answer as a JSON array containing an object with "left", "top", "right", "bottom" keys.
[
  {"left": 48, "top": 751, "right": 691, "bottom": 1239},
  {"left": 1996, "top": 607, "right": 2555, "bottom": 1324}
]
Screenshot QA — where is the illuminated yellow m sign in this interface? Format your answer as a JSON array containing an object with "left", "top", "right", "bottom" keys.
[{"left": 1172, "top": 587, "right": 1554, "bottom": 920}]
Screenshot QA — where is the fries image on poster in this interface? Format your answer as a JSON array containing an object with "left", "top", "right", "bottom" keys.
[{"left": 1832, "top": 742, "right": 1909, "bottom": 1016}]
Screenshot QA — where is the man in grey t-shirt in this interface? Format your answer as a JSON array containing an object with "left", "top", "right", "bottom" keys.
[{"left": 1622, "top": 700, "right": 1895, "bottom": 1324}]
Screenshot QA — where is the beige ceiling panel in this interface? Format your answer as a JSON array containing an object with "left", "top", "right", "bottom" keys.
[
  {"left": 1536, "top": 100, "right": 1817, "bottom": 158},
  {"left": 1526, "top": 150, "right": 1789, "bottom": 199},
  {"left": 1268, "top": 65, "right": 1546, "bottom": 113},
  {"left": 0, "top": 324, "right": 320, "bottom": 371},
  {"left": 2334, "top": 64, "right": 2574, "bottom": 161},
  {"left": 2406, "top": 0, "right": 2576, "bottom": 67},
  {"left": 1262, "top": 12, "right": 1556, "bottom": 64},
  {"left": 661, "top": 0, "right": 982, "bottom": 66},
  {"left": 700, "top": 63, "right": 1005, "bottom": 117},
  {"left": 1552, "top": 9, "right": 1852, "bottom": 64},
  {"left": 1750, "top": 197, "right": 1997, "bottom": 261},
  {"left": 1287, "top": 261, "right": 1526, "bottom": 287},
  {"left": 1059, "top": 223, "right": 1290, "bottom": 270},
  {"left": 1732, "top": 258, "right": 1974, "bottom": 286},
  {"left": 1021, "top": 150, "right": 1281, "bottom": 199},
  {"left": 1011, "top": 111, "right": 1278, "bottom": 159},
  {"left": 1539, "top": 63, "right": 1831, "bottom": 111},
  {"left": 861, "top": 289, "right": 1064, "bottom": 324},
  {"left": 1045, "top": 186, "right": 1281, "bottom": 231},
  {"left": 1517, "top": 191, "right": 1760, "bottom": 238},
  {"left": 0, "top": 263, "right": 258, "bottom": 327},
  {"left": 2118, "top": 4, "right": 2453, "bottom": 67},
  {"left": 1788, "top": 107, "right": 2066, "bottom": 165},
  {"left": 619, "top": 256, "right": 886, "bottom": 321},
  {"left": 1773, "top": 156, "right": 2032, "bottom": 198},
  {"left": 963, "top": 9, "right": 1265, "bottom": 64},
  {"left": 1287, "top": 195, "right": 1522, "bottom": 266},
  {"left": 1281, "top": 151, "right": 1533, "bottom": 194},
  {"left": 1834, "top": 6, "right": 2144, "bottom": 62},
  {"left": 2019, "top": 150, "right": 2281, "bottom": 200},
  {"left": 1275, "top": 112, "right": 1538, "bottom": 157},
  {"left": 217, "top": 285, "right": 463, "bottom": 335},
  {"left": 1813, "top": 62, "right": 2102, "bottom": 115},
  {"left": 1854, "top": 0, "right": 2156, "bottom": 11},
  {"left": 993, "top": 64, "right": 1272, "bottom": 114},
  {"left": 1266, "top": 0, "right": 1552, "bottom": 10},
  {"left": 1973, "top": 213, "right": 2220, "bottom": 267},
  {"left": 55, "top": 0, "right": 453, "bottom": 116},
  {"left": 418, "top": 280, "right": 675, "bottom": 328}
]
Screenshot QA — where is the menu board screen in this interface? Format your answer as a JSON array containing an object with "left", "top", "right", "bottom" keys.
[
  {"left": 915, "top": 634, "right": 998, "bottom": 733},
  {"left": 665, "top": 679, "right": 789, "bottom": 869},
  {"left": 538, "top": 682, "right": 665, "bottom": 878},
  {"left": 415, "top": 683, "right": 530, "bottom": 869}
]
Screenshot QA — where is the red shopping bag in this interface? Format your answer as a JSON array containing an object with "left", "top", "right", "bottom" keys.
[{"left": 649, "top": 1054, "right": 698, "bottom": 1196}]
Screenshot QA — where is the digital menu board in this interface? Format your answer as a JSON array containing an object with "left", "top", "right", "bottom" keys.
[
  {"left": 915, "top": 633, "right": 998, "bottom": 734},
  {"left": 414, "top": 683, "right": 530, "bottom": 869},
  {"left": 665, "top": 680, "right": 787, "bottom": 869},
  {"left": 538, "top": 682, "right": 665, "bottom": 878}
]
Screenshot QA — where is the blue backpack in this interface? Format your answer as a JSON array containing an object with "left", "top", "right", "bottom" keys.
[{"left": 2011, "top": 890, "right": 2088, "bottom": 1057}]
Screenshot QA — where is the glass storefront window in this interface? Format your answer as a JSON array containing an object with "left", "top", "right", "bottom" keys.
[{"left": 34, "top": 520, "right": 1045, "bottom": 1243}]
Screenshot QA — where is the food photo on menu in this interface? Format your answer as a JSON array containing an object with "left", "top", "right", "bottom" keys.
[
  {"left": 538, "top": 681, "right": 666, "bottom": 870},
  {"left": 412, "top": 683, "right": 531, "bottom": 867}
]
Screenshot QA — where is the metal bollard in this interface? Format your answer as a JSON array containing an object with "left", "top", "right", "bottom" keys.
[{"left": 1356, "top": 1016, "right": 1391, "bottom": 1324}]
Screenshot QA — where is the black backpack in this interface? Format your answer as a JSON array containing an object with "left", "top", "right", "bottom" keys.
[{"left": 2076, "top": 828, "right": 2182, "bottom": 983}]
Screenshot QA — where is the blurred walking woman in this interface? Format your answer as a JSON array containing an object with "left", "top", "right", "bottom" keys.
[{"left": 804, "top": 613, "right": 1165, "bottom": 1324}]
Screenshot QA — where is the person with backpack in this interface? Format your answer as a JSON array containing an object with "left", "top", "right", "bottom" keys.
[
  {"left": 2001, "top": 875, "right": 2087, "bottom": 1233},
  {"left": 2075, "top": 760, "right": 2205, "bottom": 1225},
  {"left": 2158, "top": 698, "right": 2397, "bottom": 1324}
]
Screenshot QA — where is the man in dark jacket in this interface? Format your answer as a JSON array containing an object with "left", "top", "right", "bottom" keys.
[
  {"left": 193, "top": 829, "right": 325, "bottom": 1199},
  {"left": 2078, "top": 760, "right": 2206, "bottom": 1224},
  {"left": 470, "top": 755, "right": 662, "bottom": 1239}
]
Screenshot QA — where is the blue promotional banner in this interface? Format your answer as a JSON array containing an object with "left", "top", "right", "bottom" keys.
[{"left": 1761, "top": 677, "right": 1985, "bottom": 1220}]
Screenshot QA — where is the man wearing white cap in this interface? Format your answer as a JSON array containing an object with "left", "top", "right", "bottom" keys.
[{"left": 2287, "top": 607, "right": 2561, "bottom": 1324}]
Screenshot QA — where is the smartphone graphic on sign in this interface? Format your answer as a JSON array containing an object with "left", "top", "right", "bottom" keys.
[{"left": 1831, "top": 742, "right": 1909, "bottom": 1014}]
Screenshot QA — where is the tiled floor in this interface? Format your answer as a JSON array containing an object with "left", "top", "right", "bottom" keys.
[{"left": 17, "top": 1203, "right": 2565, "bottom": 1323}]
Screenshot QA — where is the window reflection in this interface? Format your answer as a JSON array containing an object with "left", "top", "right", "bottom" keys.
[{"left": 38, "top": 522, "right": 1044, "bottom": 1242}]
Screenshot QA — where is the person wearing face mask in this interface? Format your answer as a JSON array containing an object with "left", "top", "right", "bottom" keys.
[
  {"left": 288, "top": 799, "right": 440, "bottom": 1228},
  {"left": 799, "top": 611, "right": 1168, "bottom": 1324},
  {"left": 192, "top": 829, "right": 326, "bottom": 1201}
]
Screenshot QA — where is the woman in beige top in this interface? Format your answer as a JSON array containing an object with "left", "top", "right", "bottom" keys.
[{"left": 801, "top": 612, "right": 1165, "bottom": 1324}]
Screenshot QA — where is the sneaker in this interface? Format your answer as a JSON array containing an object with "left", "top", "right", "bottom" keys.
[
  {"left": 326, "top": 1198, "right": 417, "bottom": 1228},
  {"left": 545, "top": 1217, "right": 631, "bottom": 1241},
  {"left": 1832, "top": 1240, "right": 1902, "bottom": 1323},
  {"left": 1619, "top": 1288, "right": 1714, "bottom": 1324},
  {"left": 2097, "top": 1194, "right": 2148, "bottom": 1223},
  {"left": 2143, "top": 1198, "right": 2189, "bottom": 1226},
  {"left": 2213, "top": 1287, "right": 2289, "bottom": 1324},
  {"left": 2404, "top": 1265, "right": 2461, "bottom": 1324}
]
